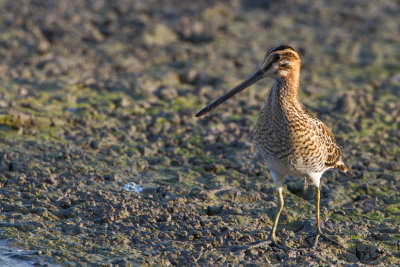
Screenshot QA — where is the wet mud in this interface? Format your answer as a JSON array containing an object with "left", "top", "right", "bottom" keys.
[{"left": 0, "top": 0, "right": 399, "bottom": 265}]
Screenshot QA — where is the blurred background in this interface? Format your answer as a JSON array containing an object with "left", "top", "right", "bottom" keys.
[{"left": 0, "top": 0, "right": 399, "bottom": 265}]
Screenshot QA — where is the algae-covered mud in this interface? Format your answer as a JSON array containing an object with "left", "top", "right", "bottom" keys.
[{"left": 0, "top": 0, "right": 399, "bottom": 265}]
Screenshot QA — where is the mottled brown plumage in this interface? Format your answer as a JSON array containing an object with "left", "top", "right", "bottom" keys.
[
  {"left": 196, "top": 45, "right": 347, "bottom": 249},
  {"left": 253, "top": 46, "right": 346, "bottom": 185}
]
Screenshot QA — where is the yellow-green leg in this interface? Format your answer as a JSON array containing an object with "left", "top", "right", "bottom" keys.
[
  {"left": 248, "top": 187, "right": 287, "bottom": 250},
  {"left": 312, "top": 186, "right": 322, "bottom": 248},
  {"left": 270, "top": 187, "right": 284, "bottom": 244},
  {"left": 312, "top": 186, "right": 345, "bottom": 249}
]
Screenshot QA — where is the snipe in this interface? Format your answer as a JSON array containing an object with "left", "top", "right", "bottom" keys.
[{"left": 196, "top": 45, "right": 347, "bottom": 249}]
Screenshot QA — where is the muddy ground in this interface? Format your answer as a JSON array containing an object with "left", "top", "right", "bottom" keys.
[{"left": 0, "top": 0, "right": 399, "bottom": 266}]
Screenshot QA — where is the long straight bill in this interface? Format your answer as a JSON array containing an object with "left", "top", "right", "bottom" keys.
[{"left": 195, "top": 70, "right": 264, "bottom": 117}]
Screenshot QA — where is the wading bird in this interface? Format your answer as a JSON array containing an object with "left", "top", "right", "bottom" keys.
[{"left": 195, "top": 45, "right": 347, "bottom": 248}]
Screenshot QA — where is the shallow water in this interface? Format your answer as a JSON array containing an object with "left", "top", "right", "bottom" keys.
[{"left": 0, "top": 241, "right": 54, "bottom": 267}]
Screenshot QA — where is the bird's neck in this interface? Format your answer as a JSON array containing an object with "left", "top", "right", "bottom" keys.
[{"left": 270, "top": 71, "right": 300, "bottom": 105}]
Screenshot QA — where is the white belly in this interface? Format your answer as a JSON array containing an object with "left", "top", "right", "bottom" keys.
[{"left": 265, "top": 158, "right": 326, "bottom": 188}]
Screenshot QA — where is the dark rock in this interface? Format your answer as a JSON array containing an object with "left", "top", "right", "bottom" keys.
[
  {"left": 355, "top": 242, "right": 383, "bottom": 262},
  {"left": 335, "top": 93, "right": 356, "bottom": 114},
  {"left": 103, "top": 174, "right": 115, "bottom": 181},
  {"left": 177, "top": 18, "right": 213, "bottom": 44},
  {"left": 154, "top": 86, "right": 178, "bottom": 101},
  {"left": 59, "top": 198, "right": 72, "bottom": 209},
  {"left": 8, "top": 161, "right": 13, "bottom": 171},
  {"left": 206, "top": 205, "right": 224, "bottom": 216},
  {"left": 44, "top": 174, "right": 56, "bottom": 185},
  {"left": 180, "top": 69, "right": 220, "bottom": 86},
  {"left": 113, "top": 96, "right": 131, "bottom": 107},
  {"left": 89, "top": 140, "right": 99, "bottom": 149}
]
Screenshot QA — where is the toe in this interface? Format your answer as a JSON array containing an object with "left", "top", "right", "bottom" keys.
[
  {"left": 269, "top": 233, "right": 280, "bottom": 244},
  {"left": 312, "top": 233, "right": 320, "bottom": 249}
]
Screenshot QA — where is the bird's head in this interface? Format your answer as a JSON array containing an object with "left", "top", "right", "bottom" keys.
[
  {"left": 195, "top": 45, "right": 300, "bottom": 117},
  {"left": 259, "top": 45, "right": 301, "bottom": 79}
]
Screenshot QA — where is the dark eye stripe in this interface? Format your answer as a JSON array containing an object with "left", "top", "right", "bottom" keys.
[{"left": 263, "top": 61, "right": 273, "bottom": 71}]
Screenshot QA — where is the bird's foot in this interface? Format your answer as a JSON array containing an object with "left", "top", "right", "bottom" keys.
[
  {"left": 246, "top": 234, "right": 288, "bottom": 251},
  {"left": 247, "top": 239, "right": 289, "bottom": 252},
  {"left": 308, "top": 230, "right": 345, "bottom": 249}
]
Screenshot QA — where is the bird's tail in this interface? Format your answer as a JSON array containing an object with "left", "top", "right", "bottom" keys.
[{"left": 335, "top": 160, "right": 347, "bottom": 173}]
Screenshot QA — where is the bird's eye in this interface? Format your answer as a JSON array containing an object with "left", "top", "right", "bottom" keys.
[{"left": 274, "top": 54, "right": 282, "bottom": 61}]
